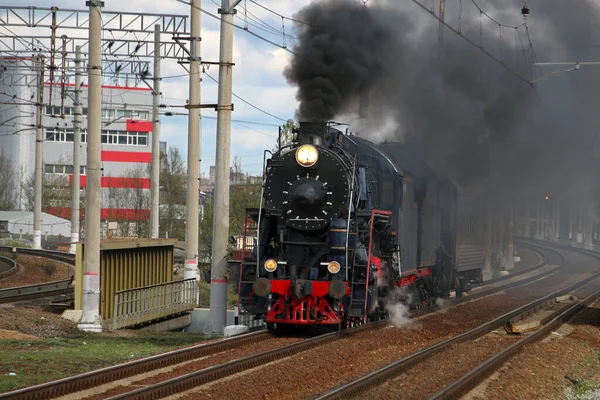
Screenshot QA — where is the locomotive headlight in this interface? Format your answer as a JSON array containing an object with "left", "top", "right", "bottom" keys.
[
  {"left": 327, "top": 261, "right": 341, "bottom": 274},
  {"left": 264, "top": 259, "right": 278, "bottom": 273},
  {"left": 295, "top": 144, "right": 319, "bottom": 167}
]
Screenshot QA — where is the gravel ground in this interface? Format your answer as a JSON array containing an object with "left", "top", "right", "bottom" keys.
[
  {"left": 0, "top": 255, "right": 72, "bottom": 289},
  {"left": 78, "top": 336, "right": 305, "bottom": 400},
  {"left": 365, "top": 334, "right": 521, "bottom": 399},
  {"left": 466, "top": 301, "right": 600, "bottom": 400},
  {"left": 167, "top": 298, "right": 540, "bottom": 400},
  {"left": 0, "top": 302, "right": 78, "bottom": 338},
  {"left": 164, "top": 246, "right": 599, "bottom": 400}
]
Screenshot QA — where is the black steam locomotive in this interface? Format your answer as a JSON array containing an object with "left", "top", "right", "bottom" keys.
[{"left": 237, "top": 122, "right": 482, "bottom": 329}]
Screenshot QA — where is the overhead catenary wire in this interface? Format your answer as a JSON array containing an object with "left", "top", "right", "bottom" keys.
[
  {"left": 203, "top": 71, "right": 288, "bottom": 122},
  {"left": 247, "top": 0, "right": 319, "bottom": 27},
  {"left": 174, "top": 0, "right": 311, "bottom": 64},
  {"left": 411, "top": 0, "right": 534, "bottom": 86}
]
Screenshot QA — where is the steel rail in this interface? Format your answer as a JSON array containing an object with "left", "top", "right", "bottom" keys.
[
  {"left": 0, "top": 330, "right": 272, "bottom": 400},
  {"left": 0, "top": 278, "right": 73, "bottom": 304},
  {"left": 0, "top": 255, "right": 18, "bottom": 277},
  {"left": 429, "top": 288, "right": 600, "bottom": 400},
  {"left": 98, "top": 246, "right": 557, "bottom": 399},
  {"left": 0, "top": 247, "right": 75, "bottom": 266},
  {"left": 0, "top": 247, "right": 75, "bottom": 303},
  {"left": 315, "top": 244, "right": 600, "bottom": 400},
  {"left": 106, "top": 322, "right": 385, "bottom": 400},
  {"left": 0, "top": 242, "right": 552, "bottom": 399}
]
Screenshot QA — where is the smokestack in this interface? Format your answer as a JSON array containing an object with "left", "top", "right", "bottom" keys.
[{"left": 298, "top": 121, "right": 327, "bottom": 145}]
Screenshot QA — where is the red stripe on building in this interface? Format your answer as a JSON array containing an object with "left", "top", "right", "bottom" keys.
[
  {"left": 102, "top": 177, "right": 151, "bottom": 189},
  {"left": 126, "top": 119, "right": 153, "bottom": 132},
  {"left": 68, "top": 175, "right": 150, "bottom": 189},
  {"left": 101, "top": 208, "right": 150, "bottom": 220},
  {"left": 47, "top": 208, "right": 150, "bottom": 221},
  {"left": 101, "top": 150, "right": 152, "bottom": 163}
]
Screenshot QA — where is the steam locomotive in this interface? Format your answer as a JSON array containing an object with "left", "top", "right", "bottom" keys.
[{"left": 237, "top": 122, "right": 483, "bottom": 329}]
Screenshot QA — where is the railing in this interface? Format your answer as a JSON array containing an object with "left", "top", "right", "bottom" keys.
[{"left": 112, "top": 279, "right": 198, "bottom": 330}]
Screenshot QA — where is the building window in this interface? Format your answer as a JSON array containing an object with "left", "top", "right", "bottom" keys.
[
  {"left": 46, "top": 128, "right": 147, "bottom": 147},
  {"left": 45, "top": 128, "right": 74, "bottom": 143},
  {"left": 46, "top": 106, "right": 148, "bottom": 120},
  {"left": 44, "top": 164, "right": 85, "bottom": 175}
]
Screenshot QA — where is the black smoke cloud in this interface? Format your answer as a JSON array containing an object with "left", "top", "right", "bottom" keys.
[{"left": 284, "top": 0, "right": 600, "bottom": 207}]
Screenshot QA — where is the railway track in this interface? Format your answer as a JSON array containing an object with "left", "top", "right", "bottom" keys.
[
  {"left": 315, "top": 240, "right": 600, "bottom": 400},
  {"left": 0, "top": 246, "right": 75, "bottom": 266},
  {"left": 0, "top": 243, "right": 553, "bottom": 400},
  {"left": 0, "top": 255, "right": 17, "bottom": 277},
  {"left": 0, "top": 247, "right": 75, "bottom": 304}
]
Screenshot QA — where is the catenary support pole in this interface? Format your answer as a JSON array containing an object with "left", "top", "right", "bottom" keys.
[
  {"left": 70, "top": 46, "right": 83, "bottom": 254},
  {"left": 33, "top": 55, "right": 44, "bottom": 250},
  {"left": 185, "top": 0, "right": 201, "bottom": 286},
  {"left": 207, "top": 0, "right": 236, "bottom": 335},
  {"left": 78, "top": 0, "right": 103, "bottom": 333},
  {"left": 150, "top": 24, "right": 161, "bottom": 239},
  {"left": 524, "top": 196, "right": 530, "bottom": 237},
  {"left": 505, "top": 206, "right": 515, "bottom": 270},
  {"left": 482, "top": 211, "right": 492, "bottom": 280}
]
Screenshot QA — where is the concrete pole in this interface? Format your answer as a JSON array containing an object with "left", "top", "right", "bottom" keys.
[
  {"left": 150, "top": 24, "right": 161, "bottom": 239},
  {"left": 78, "top": 0, "right": 103, "bottom": 333},
  {"left": 554, "top": 202, "right": 560, "bottom": 241},
  {"left": 482, "top": 211, "right": 493, "bottom": 280},
  {"left": 185, "top": 0, "right": 201, "bottom": 285},
  {"left": 505, "top": 206, "right": 515, "bottom": 270},
  {"left": 524, "top": 196, "right": 530, "bottom": 237},
  {"left": 207, "top": 0, "right": 236, "bottom": 336},
  {"left": 70, "top": 46, "right": 83, "bottom": 254},
  {"left": 33, "top": 56, "right": 45, "bottom": 250},
  {"left": 535, "top": 200, "right": 544, "bottom": 239},
  {"left": 493, "top": 213, "right": 503, "bottom": 269}
]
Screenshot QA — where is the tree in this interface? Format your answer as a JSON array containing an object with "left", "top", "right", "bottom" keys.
[
  {"left": 198, "top": 157, "right": 261, "bottom": 258},
  {"left": 275, "top": 119, "right": 298, "bottom": 152},
  {"left": 0, "top": 152, "right": 17, "bottom": 210},
  {"left": 160, "top": 146, "right": 187, "bottom": 240},
  {"left": 106, "top": 165, "right": 150, "bottom": 237},
  {"left": 24, "top": 173, "right": 71, "bottom": 213}
]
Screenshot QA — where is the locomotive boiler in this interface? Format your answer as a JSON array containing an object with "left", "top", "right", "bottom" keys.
[{"left": 237, "top": 122, "right": 482, "bottom": 329}]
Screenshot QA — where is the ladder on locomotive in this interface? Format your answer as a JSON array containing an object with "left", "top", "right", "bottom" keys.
[
  {"left": 347, "top": 209, "right": 392, "bottom": 318},
  {"left": 237, "top": 209, "right": 259, "bottom": 316}
]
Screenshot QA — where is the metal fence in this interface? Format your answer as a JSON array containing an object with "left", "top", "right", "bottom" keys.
[{"left": 112, "top": 279, "right": 198, "bottom": 330}]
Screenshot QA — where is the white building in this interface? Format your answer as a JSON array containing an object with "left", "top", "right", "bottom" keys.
[
  {"left": 0, "top": 57, "right": 159, "bottom": 235},
  {"left": 0, "top": 211, "right": 71, "bottom": 238}
]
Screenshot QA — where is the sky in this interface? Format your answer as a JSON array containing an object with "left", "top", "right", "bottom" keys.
[
  {"left": 2, "top": 0, "right": 598, "bottom": 184},
  {"left": 1, "top": 0, "right": 313, "bottom": 177}
]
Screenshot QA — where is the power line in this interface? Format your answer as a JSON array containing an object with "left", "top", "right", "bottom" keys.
[
  {"left": 203, "top": 71, "right": 288, "bottom": 122},
  {"left": 248, "top": 0, "right": 319, "bottom": 27},
  {"left": 175, "top": 0, "right": 311, "bottom": 64},
  {"left": 469, "top": 0, "right": 524, "bottom": 29},
  {"left": 411, "top": 0, "right": 533, "bottom": 86}
]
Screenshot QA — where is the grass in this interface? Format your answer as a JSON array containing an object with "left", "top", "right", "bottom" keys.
[
  {"left": 564, "top": 380, "right": 600, "bottom": 400},
  {"left": 0, "top": 332, "right": 209, "bottom": 394}
]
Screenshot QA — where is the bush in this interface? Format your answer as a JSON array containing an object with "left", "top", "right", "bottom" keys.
[{"left": 41, "top": 262, "right": 56, "bottom": 276}]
